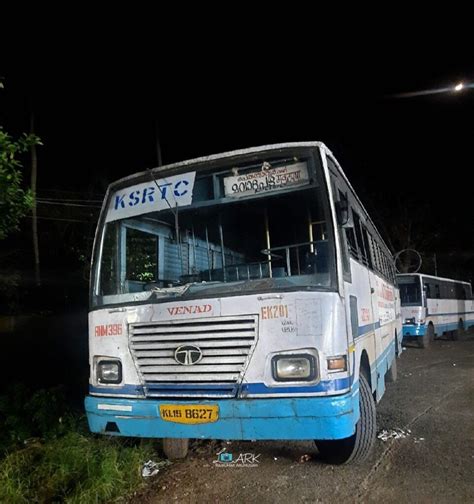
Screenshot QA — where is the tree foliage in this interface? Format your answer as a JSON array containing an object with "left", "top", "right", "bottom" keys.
[{"left": 0, "top": 127, "right": 41, "bottom": 240}]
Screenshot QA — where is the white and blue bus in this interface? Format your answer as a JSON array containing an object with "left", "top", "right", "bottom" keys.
[
  {"left": 398, "top": 273, "right": 474, "bottom": 348},
  {"left": 85, "top": 142, "right": 401, "bottom": 464}
]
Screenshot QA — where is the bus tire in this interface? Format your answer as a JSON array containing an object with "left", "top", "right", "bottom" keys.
[
  {"left": 386, "top": 354, "right": 397, "bottom": 383},
  {"left": 162, "top": 438, "right": 189, "bottom": 460},
  {"left": 315, "top": 374, "right": 376, "bottom": 464},
  {"left": 420, "top": 324, "right": 434, "bottom": 349}
]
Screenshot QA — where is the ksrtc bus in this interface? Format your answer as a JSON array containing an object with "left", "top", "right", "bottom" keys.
[
  {"left": 85, "top": 142, "right": 402, "bottom": 464},
  {"left": 398, "top": 273, "right": 473, "bottom": 348}
]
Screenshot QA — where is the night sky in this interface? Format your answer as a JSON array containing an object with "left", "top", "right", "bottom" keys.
[{"left": 2, "top": 36, "right": 474, "bottom": 280}]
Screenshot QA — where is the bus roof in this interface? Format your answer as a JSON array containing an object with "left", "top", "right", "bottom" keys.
[
  {"left": 397, "top": 273, "right": 471, "bottom": 286},
  {"left": 107, "top": 142, "right": 328, "bottom": 189}
]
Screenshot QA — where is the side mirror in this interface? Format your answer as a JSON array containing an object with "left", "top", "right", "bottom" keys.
[{"left": 336, "top": 199, "right": 352, "bottom": 228}]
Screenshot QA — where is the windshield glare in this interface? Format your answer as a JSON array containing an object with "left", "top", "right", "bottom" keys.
[{"left": 94, "top": 153, "right": 335, "bottom": 306}]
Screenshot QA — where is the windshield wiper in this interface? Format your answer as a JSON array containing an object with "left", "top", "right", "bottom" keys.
[
  {"left": 147, "top": 168, "right": 184, "bottom": 276},
  {"left": 149, "top": 284, "right": 192, "bottom": 296}
]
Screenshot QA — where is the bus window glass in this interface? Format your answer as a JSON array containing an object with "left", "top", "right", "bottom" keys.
[
  {"left": 335, "top": 191, "right": 351, "bottom": 280},
  {"left": 465, "top": 284, "right": 472, "bottom": 300},
  {"left": 353, "top": 212, "right": 367, "bottom": 264},
  {"left": 345, "top": 211, "right": 358, "bottom": 258},
  {"left": 398, "top": 275, "right": 422, "bottom": 305},
  {"left": 425, "top": 282, "right": 432, "bottom": 298},
  {"left": 99, "top": 222, "right": 118, "bottom": 296},
  {"left": 93, "top": 152, "right": 336, "bottom": 306},
  {"left": 126, "top": 227, "right": 158, "bottom": 283},
  {"left": 362, "top": 227, "right": 373, "bottom": 269}
]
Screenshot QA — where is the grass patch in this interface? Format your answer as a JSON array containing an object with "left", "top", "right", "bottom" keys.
[
  {"left": 0, "top": 386, "right": 161, "bottom": 503},
  {"left": 0, "top": 431, "right": 156, "bottom": 503}
]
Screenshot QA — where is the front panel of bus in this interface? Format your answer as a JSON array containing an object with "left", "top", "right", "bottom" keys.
[{"left": 398, "top": 274, "right": 426, "bottom": 337}]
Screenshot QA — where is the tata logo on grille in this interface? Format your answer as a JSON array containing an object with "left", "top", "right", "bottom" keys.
[{"left": 174, "top": 345, "right": 203, "bottom": 365}]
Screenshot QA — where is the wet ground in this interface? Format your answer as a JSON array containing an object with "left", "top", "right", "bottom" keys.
[{"left": 137, "top": 333, "right": 474, "bottom": 503}]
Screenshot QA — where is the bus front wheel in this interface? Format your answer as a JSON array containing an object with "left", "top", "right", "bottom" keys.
[
  {"left": 162, "top": 438, "right": 189, "bottom": 460},
  {"left": 315, "top": 374, "right": 376, "bottom": 464}
]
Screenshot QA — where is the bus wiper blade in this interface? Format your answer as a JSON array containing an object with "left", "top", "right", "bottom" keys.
[
  {"left": 150, "top": 284, "right": 191, "bottom": 296},
  {"left": 147, "top": 168, "right": 184, "bottom": 276}
]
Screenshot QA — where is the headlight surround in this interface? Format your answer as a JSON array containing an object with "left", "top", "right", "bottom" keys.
[
  {"left": 272, "top": 354, "right": 317, "bottom": 382},
  {"left": 97, "top": 360, "right": 122, "bottom": 384}
]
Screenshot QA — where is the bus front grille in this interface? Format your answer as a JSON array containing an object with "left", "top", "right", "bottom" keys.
[{"left": 129, "top": 315, "right": 258, "bottom": 398}]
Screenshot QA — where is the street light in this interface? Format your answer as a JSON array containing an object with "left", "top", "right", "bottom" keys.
[{"left": 388, "top": 81, "right": 472, "bottom": 99}]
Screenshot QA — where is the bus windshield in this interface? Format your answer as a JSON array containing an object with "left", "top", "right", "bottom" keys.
[
  {"left": 398, "top": 275, "right": 422, "bottom": 306},
  {"left": 93, "top": 152, "right": 335, "bottom": 307}
]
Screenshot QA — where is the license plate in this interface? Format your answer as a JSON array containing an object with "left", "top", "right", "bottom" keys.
[{"left": 159, "top": 404, "right": 219, "bottom": 424}]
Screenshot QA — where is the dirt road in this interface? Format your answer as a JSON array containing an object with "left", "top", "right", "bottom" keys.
[{"left": 140, "top": 334, "right": 474, "bottom": 503}]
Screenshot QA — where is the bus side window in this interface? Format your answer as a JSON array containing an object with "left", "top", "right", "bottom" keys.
[
  {"left": 353, "top": 211, "right": 368, "bottom": 265},
  {"left": 451, "top": 284, "right": 456, "bottom": 299},
  {"left": 381, "top": 252, "right": 387, "bottom": 279},
  {"left": 335, "top": 188, "right": 352, "bottom": 282},
  {"left": 425, "top": 283, "right": 431, "bottom": 298},
  {"left": 375, "top": 242, "right": 383, "bottom": 275},
  {"left": 435, "top": 284, "right": 441, "bottom": 299},
  {"left": 362, "top": 226, "right": 373, "bottom": 269},
  {"left": 384, "top": 253, "right": 391, "bottom": 281},
  {"left": 370, "top": 236, "right": 379, "bottom": 273},
  {"left": 465, "top": 284, "right": 472, "bottom": 300},
  {"left": 343, "top": 206, "right": 358, "bottom": 259}
]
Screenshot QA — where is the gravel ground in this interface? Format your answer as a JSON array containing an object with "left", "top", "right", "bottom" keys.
[{"left": 135, "top": 332, "right": 474, "bottom": 504}]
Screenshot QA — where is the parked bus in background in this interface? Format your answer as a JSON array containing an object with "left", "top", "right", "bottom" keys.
[
  {"left": 85, "top": 142, "right": 401, "bottom": 464},
  {"left": 398, "top": 273, "right": 474, "bottom": 348}
]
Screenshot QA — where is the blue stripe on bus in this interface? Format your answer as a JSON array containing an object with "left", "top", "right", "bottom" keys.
[
  {"left": 90, "top": 377, "right": 352, "bottom": 397},
  {"left": 357, "top": 321, "right": 381, "bottom": 338},
  {"left": 241, "top": 377, "right": 351, "bottom": 395},
  {"left": 90, "top": 384, "right": 145, "bottom": 395},
  {"left": 403, "top": 319, "right": 474, "bottom": 338},
  {"left": 422, "top": 311, "right": 474, "bottom": 317}
]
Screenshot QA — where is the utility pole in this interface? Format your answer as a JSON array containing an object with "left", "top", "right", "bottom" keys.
[
  {"left": 30, "top": 112, "right": 40, "bottom": 286},
  {"left": 433, "top": 253, "right": 438, "bottom": 276}
]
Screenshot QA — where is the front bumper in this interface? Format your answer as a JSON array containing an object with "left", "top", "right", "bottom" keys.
[{"left": 85, "top": 385, "right": 359, "bottom": 441}]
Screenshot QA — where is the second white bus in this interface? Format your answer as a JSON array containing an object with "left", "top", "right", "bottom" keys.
[{"left": 398, "top": 273, "right": 474, "bottom": 348}]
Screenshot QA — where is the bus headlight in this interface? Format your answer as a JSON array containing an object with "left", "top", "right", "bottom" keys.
[
  {"left": 97, "top": 360, "right": 122, "bottom": 384},
  {"left": 272, "top": 354, "right": 316, "bottom": 381}
]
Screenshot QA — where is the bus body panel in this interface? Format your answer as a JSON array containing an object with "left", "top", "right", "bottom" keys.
[{"left": 89, "top": 291, "right": 352, "bottom": 400}]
